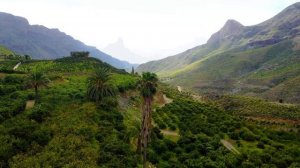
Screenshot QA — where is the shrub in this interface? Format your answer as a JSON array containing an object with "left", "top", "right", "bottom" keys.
[
  {"left": 257, "top": 142, "right": 265, "bottom": 149},
  {"left": 9, "top": 92, "right": 20, "bottom": 99},
  {"left": 2, "top": 75, "right": 24, "bottom": 84},
  {"left": 28, "top": 103, "right": 53, "bottom": 123},
  {"left": 163, "top": 138, "right": 177, "bottom": 150},
  {"left": 158, "top": 121, "right": 167, "bottom": 129},
  {"left": 148, "top": 149, "right": 159, "bottom": 164},
  {"left": 32, "top": 128, "right": 52, "bottom": 146},
  {"left": 240, "top": 127, "right": 257, "bottom": 141},
  {"left": 27, "top": 93, "right": 35, "bottom": 100},
  {"left": 169, "top": 124, "right": 177, "bottom": 131},
  {"left": 0, "top": 100, "right": 26, "bottom": 122},
  {"left": 78, "top": 127, "right": 95, "bottom": 142},
  {"left": 99, "top": 97, "right": 118, "bottom": 110},
  {"left": 241, "top": 161, "right": 256, "bottom": 168}
]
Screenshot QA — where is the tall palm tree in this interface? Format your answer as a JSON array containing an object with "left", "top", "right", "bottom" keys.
[
  {"left": 26, "top": 71, "right": 50, "bottom": 101},
  {"left": 87, "top": 67, "right": 116, "bottom": 104},
  {"left": 137, "top": 72, "right": 158, "bottom": 168}
]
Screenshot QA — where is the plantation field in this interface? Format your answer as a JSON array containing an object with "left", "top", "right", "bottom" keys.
[{"left": 0, "top": 57, "right": 299, "bottom": 167}]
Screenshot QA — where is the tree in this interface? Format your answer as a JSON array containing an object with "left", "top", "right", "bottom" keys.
[
  {"left": 87, "top": 68, "right": 116, "bottom": 104},
  {"left": 137, "top": 72, "right": 158, "bottom": 168},
  {"left": 26, "top": 72, "right": 50, "bottom": 101},
  {"left": 131, "top": 66, "right": 135, "bottom": 75},
  {"left": 70, "top": 51, "right": 89, "bottom": 58},
  {"left": 24, "top": 55, "right": 31, "bottom": 60}
]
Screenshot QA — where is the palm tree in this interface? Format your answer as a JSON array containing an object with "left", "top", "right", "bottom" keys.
[
  {"left": 87, "top": 67, "right": 116, "bottom": 104},
  {"left": 137, "top": 72, "right": 158, "bottom": 168},
  {"left": 26, "top": 71, "right": 50, "bottom": 101}
]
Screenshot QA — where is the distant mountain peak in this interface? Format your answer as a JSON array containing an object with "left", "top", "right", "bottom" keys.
[
  {"left": 103, "top": 38, "right": 143, "bottom": 64},
  {"left": 223, "top": 19, "right": 243, "bottom": 30},
  {"left": 207, "top": 19, "right": 244, "bottom": 46}
]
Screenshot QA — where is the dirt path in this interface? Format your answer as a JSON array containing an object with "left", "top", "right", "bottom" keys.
[
  {"left": 158, "top": 94, "right": 173, "bottom": 108},
  {"left": 177, "top": 86, "right": 182, "bottom": 92},
  {"left": 220, "top": 139, "right": 240, "bottom": 154},
  {"left": 161, "top": 130, "right": 179, "bottom": 136},
  {"left": 0, "top": 73, "right": 6, "bottom": 78},
  {"left": 25, "top": 100, "right": 35, "bottom": 110},
  {"left": 163, "top": 94, "right": 173, "bottom": 104},
  {"left": 13, "top": 62, "right": 21, "bottom": 70}
]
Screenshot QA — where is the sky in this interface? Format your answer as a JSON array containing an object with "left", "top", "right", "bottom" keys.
[{"left": 0, "top": 0, "right": 299, "bottom": 63}]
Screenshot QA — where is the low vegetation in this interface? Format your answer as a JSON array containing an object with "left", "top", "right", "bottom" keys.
[{"left": 0, "top": 56, "right": 299, "bottom": 167}]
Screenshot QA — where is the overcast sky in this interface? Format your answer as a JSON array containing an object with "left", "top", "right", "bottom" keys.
[{"left": 0, "top": 0, "right": 299, "bottom": 63}]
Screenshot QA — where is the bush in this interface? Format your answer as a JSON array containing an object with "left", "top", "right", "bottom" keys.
[
  {"left": 99, "top": 97, "right": 118, "bottom": 110},
  {"left": 163, "top": 138, "right": 177, "bottom": 150},
  {"left": 2, "top": 75, "right": 24, "bottom": 84},
  {"left": 27, "top": 93, "right": 35, "bottom": 100},
  {"left": 78, "top": 127, "right": 95, "bottom": 142},
  {"left": 32, "top": 128, "right": 52, "bottom": 146},
  {"left": 240, "top": 128, "right": 257, "bottom": 141},
  {"left": 257, "top": 142, "right": 265, "bottom": 149},
  {"left": 158, "top": 121, "right": 167, "bottom": 129},
  {"left": 148, "top": 149, "right": 159, "bottom": 164},
  {"left": 10, "top": 92, "right": 20, "bottom": 99},
  {"left": 241, "top": 161, "right": 256, "bottom": 168},
  {"left": 28, "top": 103, "right": 53, "bottom": 123},
  {"left": 169, "top": 124, "right": 177, "bottom": 131},
  {"left": 0, "top": 100, "right": 26, "bottom": 122},
  {"left": 0, "top": 85, "right": 18, "bottom": 95}
]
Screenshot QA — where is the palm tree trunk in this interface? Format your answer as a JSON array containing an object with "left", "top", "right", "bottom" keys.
[
  {"left": 147, "top": 98, "right": 152, "bottom": 143},
  {"left": 143, "top": 97, "right": 152, "bottom": 168},
  {"left": 138, "top": 96, "right": 153, "bottom": 168},
  {"left": 137, "top": 101, "right": 146, "bottom": 154},
  {"left": 137, "top": 132, "right": 142, "bottom": 154}
]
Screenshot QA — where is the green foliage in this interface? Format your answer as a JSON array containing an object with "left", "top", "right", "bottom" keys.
[
  {"left": 109, "top": 73, "right": 137, "bottom": 92},
  {"left": 149, "top": 89, "right": 300, "bottom": 167},
  {"left": 215, "top": 95, "right": 300, "bottom": 121},
  {"left": 138, "top": 72, "right": 158, "bottom": 98},
  {"left": 28, "top": 103, "right": 53, "bottom": 123},
  {"left": 1, "top": 56, "right": 299, "bottom": 167},
  {"left": 87, "top": 67, "right": 117, "bottom": 103}
]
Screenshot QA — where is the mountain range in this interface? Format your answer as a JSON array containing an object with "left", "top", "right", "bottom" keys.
[
  {"left": 0, "top": 12, "right": 133, "bottom": 69},
  {"left": 137, "top": 2, "right": 300, "bottom": 103}
]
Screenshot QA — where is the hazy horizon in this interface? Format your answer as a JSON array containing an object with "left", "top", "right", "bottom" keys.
[{"left": 1, "top": 0, "right": 299, "bottom": 64}]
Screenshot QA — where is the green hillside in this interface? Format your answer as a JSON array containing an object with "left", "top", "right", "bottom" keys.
[
  {"left": 0, "top": 56, "right": 299, "bottom": 167},
  {"left": 0, "top": 56, "right": 138, "bottom": 167},
  {"left": 137, "top": 2, "right": 300, "bottom": 103},
  {"left": 0, "top": 45, "right": 14, "bottom": 58}
]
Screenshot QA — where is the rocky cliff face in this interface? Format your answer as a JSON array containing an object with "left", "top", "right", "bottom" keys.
[{"left": 0, "top": 12, "right": 133, "bottom": 69}]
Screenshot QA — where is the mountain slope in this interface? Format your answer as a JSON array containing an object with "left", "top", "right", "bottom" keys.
[
  {"left": 0, "top": 12, "right": 133, "bottom": 69},
  {"left": 137, "top": 2, "right": 300, "bottom": 103}
]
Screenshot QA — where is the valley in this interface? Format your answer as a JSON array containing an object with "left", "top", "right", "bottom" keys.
[
  {"left": 0, "top": 1, "right": 300, "bottom": 168},
  {"left": 137, "top": 2, "right": 300, "bottom": 104}
]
